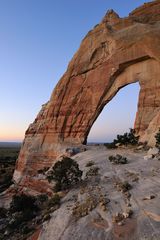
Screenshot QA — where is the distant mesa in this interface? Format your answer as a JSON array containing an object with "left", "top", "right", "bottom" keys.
[
  {"left": 0, "top": 142, "right": 21, "bottom": 148},
  {"left": 13, "top": 0, "right": 160, "bottom": 189}
]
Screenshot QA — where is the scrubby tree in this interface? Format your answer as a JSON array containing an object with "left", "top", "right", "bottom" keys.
[
  {"left": 47, "top": 157, "right": 82, "bottom": 192},
  {"left": 9, "top": 193, "right": 39, "bottom": 226},
  {"left": 113, "top": 128, "right": 139, "bottom": 146},
  {"left": 10, "top": 193, "right": 39, "bottom": 213}
]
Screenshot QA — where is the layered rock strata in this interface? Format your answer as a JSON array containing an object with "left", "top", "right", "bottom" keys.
[{"left": 14, "top": 1, "right": 160, "bottom": 185}]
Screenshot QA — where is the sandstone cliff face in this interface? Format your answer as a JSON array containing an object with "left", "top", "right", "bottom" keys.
[{"left": 14, "top": 1, "right": 160, "bottom": 184}]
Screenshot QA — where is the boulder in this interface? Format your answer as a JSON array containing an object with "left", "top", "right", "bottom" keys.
[{"left": 147, "top": 147, "right": 159, "bottom": 156}]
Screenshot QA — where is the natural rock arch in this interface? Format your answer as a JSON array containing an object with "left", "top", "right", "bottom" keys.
[
  {"left": 86, "top": 58, "right": 159, "bottom": 144},
  {"left": 87, "top": 81, "right": 140, "bottom": 143},
  {"left": 14, "top": 1, "right": 160, "bottom": 185}
]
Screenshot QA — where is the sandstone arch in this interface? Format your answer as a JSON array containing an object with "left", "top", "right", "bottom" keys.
[
  {"left": 87, "top": 81, "right": 140, "bottom": 143},
  {"left": 14, "top": 1, "right": 160, "bottom": 184},
  {"left": 86, "top": 58, "right": 160, "bottom": 144}
]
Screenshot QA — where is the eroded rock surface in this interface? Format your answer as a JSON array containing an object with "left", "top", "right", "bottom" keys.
[
  {"left": 32, "top": 146, "right": 160, "bottom": 240},
  {"left": 14, "top": 1, "right": 160, "bottom": 185}
]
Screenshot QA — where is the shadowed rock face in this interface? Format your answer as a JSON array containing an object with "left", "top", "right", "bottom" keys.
[{"left": 14, "top": 1, "right": 160, "bottom": 184}]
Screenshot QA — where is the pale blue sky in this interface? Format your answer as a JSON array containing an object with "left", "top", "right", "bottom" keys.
[
  {"left": 0, "top": 0, "right": 148, "bottom": 142},
  {"left": 88, "top": 83, "right": 140, "bottom": 142}
]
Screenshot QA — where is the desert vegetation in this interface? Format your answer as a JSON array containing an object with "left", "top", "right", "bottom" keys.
[
  {"left": 72, "top": 196, "right": 97, "bottom": 218},
  {"left": 108, "top": 154, "right": 128, "bottom": 164},
  {"left": 1, "top": 137, "right": 159, "bottom": 239},
  {"left": 46, "top": 157, "right": 82, "bottom": 192},
  {"left": 85, "top": 160, "right": 95, "bottom": 167},
  {"left": 112, "top": 208, "right": 133, "bottom": 224},
  {"left": 0, "top": 157, "right": 83, "bottom": 239},
  {"left": 105, "top": 128, "right": 139, "bottom": 149},
  {"left": 0, "top": 146, "right": 20, "bottom": 193},
  {"left": 85, "top": 166, "right": 99, "bottom": 177},
  {"left": 0, "top": 192, "right": 62, "bottom": 240}
]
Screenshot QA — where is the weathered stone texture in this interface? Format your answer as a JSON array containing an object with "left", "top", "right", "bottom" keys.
[
  {"left": 14, "top": 1, "right": 160, "bottom": 184},
  {"left": 34, "top": 147, "right": 160, "bottom": 240}
]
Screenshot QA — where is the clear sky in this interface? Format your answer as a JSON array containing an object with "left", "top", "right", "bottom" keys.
[{"left": 0, "top": 0, "right": 149, "bottom": 142}]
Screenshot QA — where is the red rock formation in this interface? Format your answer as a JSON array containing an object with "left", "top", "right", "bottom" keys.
[{"left": 14, "top": 1, "right": 160, "bottom": 185}]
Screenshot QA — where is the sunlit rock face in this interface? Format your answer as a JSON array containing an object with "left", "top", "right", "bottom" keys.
[{"left": 14, "top": 0, "right": 160, "bottom": 185}]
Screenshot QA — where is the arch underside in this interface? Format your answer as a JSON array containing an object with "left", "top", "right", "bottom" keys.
[
  {"left": 13, "top": 2, "right": 160, "bottom": 183},
  {"left": 85, "top": 58, "right": 160, "bottom": 144}
]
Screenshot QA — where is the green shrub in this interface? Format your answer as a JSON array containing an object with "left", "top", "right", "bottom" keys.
[
  {"left": 113, "top": 128, "right": 139, "bottom": 146},
  {"left": 8, "top": 212, "right": 24, "bottom": 229},
  {"left": 8, "top": 194, "right": 40, "bottom": 230},
  {"left": 85, "top": 161, "right": 95, "bottom": 167},
  {"left": 104, "top": 142, "right": 117, "bottom": 149},
  {"left": 86, "top": 167, "right": 99, "bottom": 177},
  {"left": 48, "top": 194, "right": 61, "bottom": 208},
  {"left": 35, "top": 194, "right": 49, "bottom": 210},
  {"left": 72, "top": 196, "right": 97, "bottom": 218},
  {"left": 37, "top": 194, "right": 48, "bottom": 203},
  {"left": 108, "top": 154, "right": 128, "bottom": 164},
  {"left": 47, "top": 157, "right": 82, "bottom": 191},
  {"left": 116, "top": 181, "right": 132, "bottom": 193},
  {"left": 10, "top": 194, "right": 39, "bottom": 213},
  {"left": 53, "top": 182, "right": 62, "bottom": 192},
  {"left": 8, "top": 210, "right": 34, "bottom": 229},
  {"left": 155, "top": 129, "right": 160, "bottom": 148}
]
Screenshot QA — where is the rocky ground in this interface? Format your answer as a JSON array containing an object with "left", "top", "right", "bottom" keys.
[
  {"left": 35, "top": 145, "right": 160, "bottom": 240},
  {"left": 1, "top": 145, "right": 160, "bottom": 240}
]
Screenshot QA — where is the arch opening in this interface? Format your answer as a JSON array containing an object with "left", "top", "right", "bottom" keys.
[{"left": 87, "top": 82, "right": 140, "bottom": 144}]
